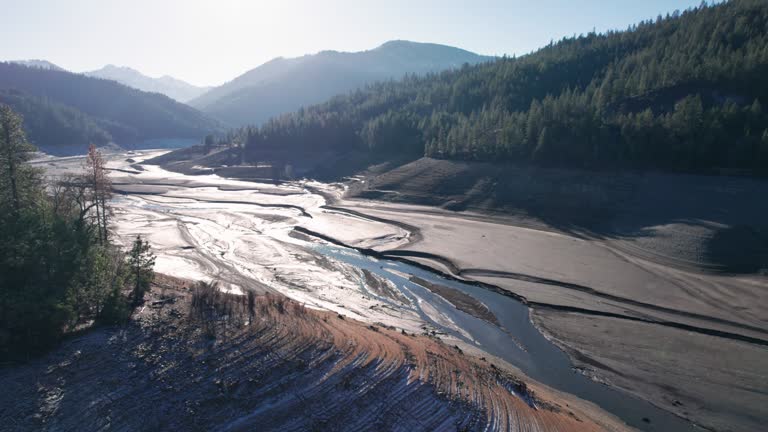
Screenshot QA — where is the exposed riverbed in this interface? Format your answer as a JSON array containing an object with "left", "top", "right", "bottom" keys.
[
  {"left": 35, "top": 150, "right": 715, "bottom": 431},
  {"left": 319, "top": 245, "right": 698, "bottom": 432}
]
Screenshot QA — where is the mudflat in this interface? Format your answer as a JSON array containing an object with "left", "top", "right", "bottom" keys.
[
  {"left": 48, "top": 150, "right": 766, "bottom": 431},
  {"left": 326, "top": 157, "right": 768, "bottom": 432},
  {"left": 532, "top": 310, "right": 768, "bottom": 432}
]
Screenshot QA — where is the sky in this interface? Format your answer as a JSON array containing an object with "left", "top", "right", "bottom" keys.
[{"left": 1, "top": 0, "right": 709, "bottom": 87}]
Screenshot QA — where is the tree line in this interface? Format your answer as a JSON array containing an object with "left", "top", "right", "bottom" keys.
[
  {"left": 0, "top": 105, "right": 155, "bottom": 360},
  {"left": 229, "top": 0, "right": 768, "bottom": 174}
]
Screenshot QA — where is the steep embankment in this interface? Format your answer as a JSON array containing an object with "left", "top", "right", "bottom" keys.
[
  {"left": 0, "top": 278, "right": 626, "bottom": 432},
  {"left": 351, "top": 157, "right": 768, "bottom": 275}
]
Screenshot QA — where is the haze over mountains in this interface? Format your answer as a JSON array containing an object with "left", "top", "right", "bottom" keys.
[
  {"left": 0, "top": 40, "right": 494, "bottom": 155},
  {"left": 0, "top": 62, "right": 221, "bottom": 154},
  {"left": 9, "top": 60, "right": 210, "bottom": 104},
  {"left": 85, "top": 65, "right": 211, "bottom": 103},
  {"left": 190, "top": 40, "right": 493, "bottom": 126}
]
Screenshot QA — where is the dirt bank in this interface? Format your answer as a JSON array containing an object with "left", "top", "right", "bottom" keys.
[
  {"left": 0, "top": 281, "right": 628, "bottom": 432},
  {"left": 328, "top": 158, "right": 768, "bottom": 432}
]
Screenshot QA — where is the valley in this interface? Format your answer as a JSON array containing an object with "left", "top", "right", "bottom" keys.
[
  {"left": 3, "top": 2, "right": 767, "bottom": 431},
  {"left": 33, "top": 149, "right": 767, "bottom": 431}
]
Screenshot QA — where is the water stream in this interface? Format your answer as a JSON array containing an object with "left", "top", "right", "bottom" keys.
[
  {"left": 107, "top": 156, "right": 699, "bottom": 431},
  {"left": 318, "top": 245, "right": 699, "bottom": 432}
]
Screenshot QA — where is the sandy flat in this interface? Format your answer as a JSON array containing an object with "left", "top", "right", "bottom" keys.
[
  {"left": 330, "top": 200, "right": 768, "bottom": 339},
  {"left": 533, "top": 309, "right": 768, "bottom": 432}
]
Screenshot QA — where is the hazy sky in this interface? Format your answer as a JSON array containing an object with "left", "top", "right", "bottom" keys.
[{"left": 2, "top": 0, "right": 707, "bottom": 87}]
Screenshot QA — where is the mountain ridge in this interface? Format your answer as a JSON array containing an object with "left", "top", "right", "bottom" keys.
[
  {"left": 190, "top": 40, "right": 493, "bottom": 126},
  {"left": 10, "top": 59, "right": 65, "bottom": 72},
  {"left": 0, "top": 62, "right": 221, "bottom": 154},
  {"left": 85, "top": 64, "right": 211, "bottom": 103}
]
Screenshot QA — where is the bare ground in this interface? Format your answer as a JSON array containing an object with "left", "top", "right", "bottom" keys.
[
  {"left": 40, "top": 150, "right": 767, "bottom": 431},
  {"left": 332, "top": 158, "right": 768, "bottom": 432},
  {"left": 532, "top": 310, "right": 768, "bottom": 432},
  {"left": 410, "top": 276, "right": 499, "bottom": 326},
  {"left": 0, "top": 281, "right": 628, "bottom": 432}
]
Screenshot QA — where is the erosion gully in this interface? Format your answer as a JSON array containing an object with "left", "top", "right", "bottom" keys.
[{"left": 317, "top": 245, "right": 699, "bottom": 432}]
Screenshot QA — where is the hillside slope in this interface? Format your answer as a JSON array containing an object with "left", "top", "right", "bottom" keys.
[
  {"left": 351, "top": 157, "right": 768, "bottom": 274},
  {"left": 0, "top": 280, "right": 626, "bottom": 432},
  {"left": 191, "top": 40, "right": 492, "bottom": 126},
  {"left": 0, "top": 89, "right": 115, "bottom": 153},
  {"left": 0, "top": 62, "right": 221, "bottom": 154}
]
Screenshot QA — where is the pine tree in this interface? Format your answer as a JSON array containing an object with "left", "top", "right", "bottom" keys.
[
  {"left": 0, "top": 104, "right": 37, "bottom": 213},
  {"left": 128, "top": 235, "right": 156, "bottom": 306}
]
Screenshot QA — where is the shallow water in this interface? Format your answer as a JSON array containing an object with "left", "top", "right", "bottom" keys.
[{"left": 319, "top": 245, "right": 699, "bottom": 432}]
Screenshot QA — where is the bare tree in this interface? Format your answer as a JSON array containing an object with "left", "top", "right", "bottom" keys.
[
  {"left": 84, "top": 144, "right": 112, "bottom": 243},
  {"left": 51, "top": 174, "right": 98, "bottom": 226}
]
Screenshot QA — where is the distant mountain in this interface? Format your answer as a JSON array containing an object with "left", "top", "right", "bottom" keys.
[
  {"left": 0, "top": 62, "right": 221, "bottom": 155},
  {"left": 190, "top": 40, "right": 493, "bottom": 126},
  {"left": 85, "top": 65, "right": 211, "bottom": 103},
  {"left": 10, "top": 59, "right": 66, "bottom": 72}
]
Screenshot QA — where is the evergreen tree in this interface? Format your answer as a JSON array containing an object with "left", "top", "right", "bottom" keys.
[
  {"left": 0, "top": 106, "right": 135, "bottom": 358},
  {"left": 0, "top": 104, "right": 38, "bottom": 212},
  {"left": 128, "top": 235, "right": 156, "bottom": 306},
  {"left": 203, "top": 134, "right": 216, "bottom": 154}
]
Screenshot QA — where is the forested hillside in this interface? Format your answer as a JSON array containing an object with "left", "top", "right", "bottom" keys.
[
  {"left": 0, "top": 89, "right": 114, "bottom": 150},
  {"left": 0, "top": 63, "right": 221, "bottom": 154},
  {"left": 232, "top": 0, "right": 768, "bottom": 174}
]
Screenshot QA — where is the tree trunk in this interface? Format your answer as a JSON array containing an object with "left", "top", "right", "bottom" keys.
[
  {"left": 92, "top": 168, "right": 103, "bottom": 243},
  {"left": 100, "top": 195, "right": 108, "bottom": 242},
  {"left": 134, "top": 261, "right": 141, "bottom": 305},
  {"left": 4, "top": 124, "right": 19, "bottom": 212}
]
